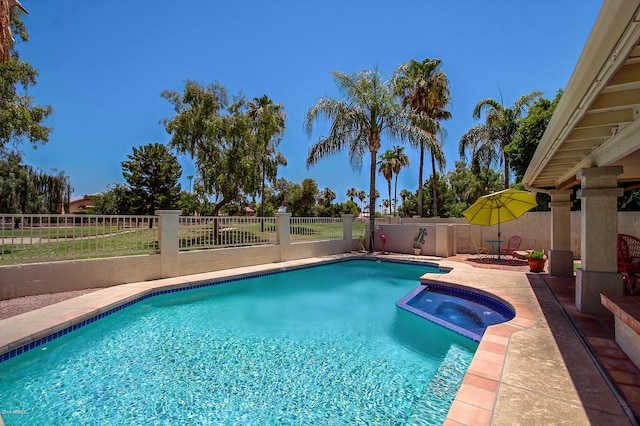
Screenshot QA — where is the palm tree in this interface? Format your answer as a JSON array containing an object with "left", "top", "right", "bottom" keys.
[
  {"left": 379, "top": 147, "right": 409, "bottom": 216},
  {"left": 459, "top": 90, "right": 542, "bottom": 189},
  {"left": 346, "top": 187, "right": 358, "bottom": 202},
  {"left": 357, "top": 190, "right": 366, "bottom": 213},
  {"left": 382, "top": 199, "right": 391, "bottom": 215},
  {"left": 378, "top": 157, "right": 393, "bottom": 217},
  {"left": 389, "top": 146, "right": 410, "bottom": 215},
  {"left": 305, "top": 69, "right": 431, "bottom": 252},
  {"left": 247, "top": 95, "right": 287, "bottom": 218},
  {"left": 393, "top": 58, "right": 450, "bottom": 217},
  {"left": 321, "top": 187, "right": 336, "bottom": 206},
  {"left": 187, "top": 175, "right": 193, "bottom": 193}
]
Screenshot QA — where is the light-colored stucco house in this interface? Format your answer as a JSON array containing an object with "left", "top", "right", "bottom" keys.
[{"left": 523, "top": 0, "right": 640, "bottom": 315}]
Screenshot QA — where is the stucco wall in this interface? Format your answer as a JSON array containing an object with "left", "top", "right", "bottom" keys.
[
  {"left": 0, "top": 240, "right": 356, "bottom": 300},
  {"left": 0, "top": 255, "right": 162, "bottom": 299},
  {"left": 453, "top": 211, "right": 640, "bottom": 258}
]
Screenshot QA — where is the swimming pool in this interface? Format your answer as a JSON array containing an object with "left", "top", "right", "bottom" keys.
[{"left": 0, "top": 259, "right": 479, "bottom": 425}]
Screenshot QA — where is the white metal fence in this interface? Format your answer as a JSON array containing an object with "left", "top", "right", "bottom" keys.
[
  {"left": 0, "top": 214, "right": 361, "bottom": 264},
  {"left": 289, "top": 217, "right": 344, "bottom": 242},
  {"left": 0, "top": 214, "right": 158, "bottom": 264},
  {"left": 178, "top": 216, "right": 277, "bottom": 250}
]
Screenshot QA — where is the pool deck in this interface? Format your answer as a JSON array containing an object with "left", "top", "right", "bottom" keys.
[{"left": 0, "top": 253, "right": 638, "bottom": 425}]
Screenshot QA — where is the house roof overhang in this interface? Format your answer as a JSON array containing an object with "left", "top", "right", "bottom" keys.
[{"left": 523, "top": 0, "right": 640, "bottom": 193}]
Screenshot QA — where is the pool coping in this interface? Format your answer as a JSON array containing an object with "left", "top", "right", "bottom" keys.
[{"left": 0, "top": 253, "right": 631, "bottom": 425}]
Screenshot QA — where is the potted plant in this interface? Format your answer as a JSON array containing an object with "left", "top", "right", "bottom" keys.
[
  {"left": 413, "top": 228, "right": 427, "bottom": 255},
  {"left": 526, "top": 250, "right": 547, "bottom": 272}
]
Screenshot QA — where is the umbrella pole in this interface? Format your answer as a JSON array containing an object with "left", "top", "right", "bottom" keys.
[{"left": 497, "top": 209, "right": 502, "bottom": 260}]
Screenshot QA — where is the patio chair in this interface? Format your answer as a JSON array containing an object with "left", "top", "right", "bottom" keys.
[
  {"left": 617, "top": 233, "right": 640, "bottom": 295},
  {"left": 474, "top": 240, "right": 490, "bottom": 261},
  {"left": 500, "top": 236, "right": 522, "bottom": 260}
]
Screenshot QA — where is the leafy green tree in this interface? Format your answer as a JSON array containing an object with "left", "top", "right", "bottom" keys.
[
  {"left": 399, "top": 188, "right": 413, "bottom": 216},
  {"left": 340, "top": 200, "right": 360, "bottom": 216},
  {"left": 0, "top": 10, "right": 53, "bottom": 157},
  {"left": 162, "top": 81, "right": 260, "bottom": 217},
  {"left": 121, "top": 143, "right": 182, "bottom": 215},
  {"left": 90, "top": 183, "right": 132, "bottom": 215},
  {"left": 393, "top": 58, "right": 450, "bottom": 217},
  {"left": 620, "top": 189, "right": 640, "bottom": 211},
  {"left": 447, "top": 160, "right": 502, "bottom": 215},
  {"left": 0, "top": 153, "right": 71, "bottom": 214},
  {"left": 247, "top": 95, "right": 287, "bottom": 218},
  {"left": 288, "top": 178, "right": 319, "bottom": 216},
  {"left": 421, "top": 173, "right": 456, "bottom": 218},
  {"left": 266, "top": 177, "right": 293, "bottom": 212},
  {"left": 305, "top": 68, "right": 432, "bottom": 251},
  {"left": 459, "top": 90, "right": 542, "bottom": 188},
  {"left": 178, "top": 190, "right": 200, "bottom": 216},
  {"left": 0, "top": 153, "right": 39, "bottom": 213},
  {"left": 33, "top": 168, "right": 72, "bottom": 214},
  {"left": 506, "top": 90, "right": 562, "bottom": 182}
]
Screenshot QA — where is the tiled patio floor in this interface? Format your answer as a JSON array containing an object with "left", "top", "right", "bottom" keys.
[{"left": 448, "top": 253, "right": 640, "bottom": 422}]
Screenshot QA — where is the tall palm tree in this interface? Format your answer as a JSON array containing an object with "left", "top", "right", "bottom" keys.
[
  {"left": 393, "top": 58, "right": 450, "bottom": 217},
  {"left": 357, "top": 190, "right": 366, "bottom": 213},
  {"left": 247, "top": 95, "right": 287, "bottom": 218},
  {"left": 459, "top": 90, "right": 542, "bottom": 189},
  {"left": 305, "top": 69, "right": 431, "bottom": 252},
  {"left": 346, "top": 187, "right": 358, "bottom": 202},
  {"left": 378, "top": 157, "right": 393, "bottom": 217},
  {"left": 379, "top": 146, "right": 410, "bottom": 216},
  {"left": 390, "top": 145, "right": 409, "bottom": 215}
]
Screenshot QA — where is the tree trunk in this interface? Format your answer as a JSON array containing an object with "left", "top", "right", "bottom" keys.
[
  {"left": 417, "top": 141, "right": 424, "bottom": 217},
  {"left": 503, "top": 148, "right": 509, "bottom": 189},
  {"left": 431, "top": 151, "right": 438, "bottom": 217},
  {"left": 369, "top": 150, "right": 377, "bottom": 253},
  {"left": 260, "top": 166, "right": 266, "bottom": 232},
  {"left": 393, "top": 174, "right": 398, "bottom": 216},
  {"left": 387, "top": 179, "right": 392, "bottom": 216}
]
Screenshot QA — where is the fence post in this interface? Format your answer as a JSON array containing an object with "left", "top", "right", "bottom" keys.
[
  {"left": 156, "top": 210, "right": 181, "bottom": 278},
  {"left": 276, "top": 213, "right": 291, "bottom": 261},
  {"left": 342, "top": 214, "right": 354, "bottom": 252}
]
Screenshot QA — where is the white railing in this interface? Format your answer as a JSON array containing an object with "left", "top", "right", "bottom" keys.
[
  {"left": 0, "top": 214, "right": 158, "bottom": 264},
  {"left": 0, "top": 213, "right": 362, "bottom": 264},
  {"left": 289, "top": 217, "right": 344, "bottom": 242},
  {"left": 352, "top": 218, "right": 368, "bottom": 239},
  {"left": 178, "top": 216, "right": 277, "bottom": 250}
]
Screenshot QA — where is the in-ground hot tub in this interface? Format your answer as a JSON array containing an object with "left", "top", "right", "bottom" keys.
[{"left": 397, "top": 282, "right": 516, "bottom": 342}]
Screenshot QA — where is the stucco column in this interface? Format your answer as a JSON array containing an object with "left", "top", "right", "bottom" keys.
[
  {"left": 575, "top": 167, "right": 624, "bottom": 314},
  {"left": 156, "top": 209, "right": 181, "bottom": 278},
  {"left": 342, "top": 214, "right": 354, "bottom": 252},
  {"left": 276, "top": 213, "right": 291, "bottom": 262},
  {"left": 548, "top": 190, "right": 574, "bottom": 277},
  {"left": 435, "top": 224, "right": 455, "bottom": 258}
]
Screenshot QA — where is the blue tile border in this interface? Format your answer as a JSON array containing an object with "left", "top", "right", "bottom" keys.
[{"left": 1, "top": 256, "right": 447, "bottom": 364}]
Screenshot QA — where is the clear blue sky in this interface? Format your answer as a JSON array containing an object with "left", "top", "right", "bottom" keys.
[{"left": 17, "top": 0, "right": 603, "bottom": 203}]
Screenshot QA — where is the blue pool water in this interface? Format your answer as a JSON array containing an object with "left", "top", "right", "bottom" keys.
[{"left": 0, "top": 260, "right": 479, "bottom": 425}]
